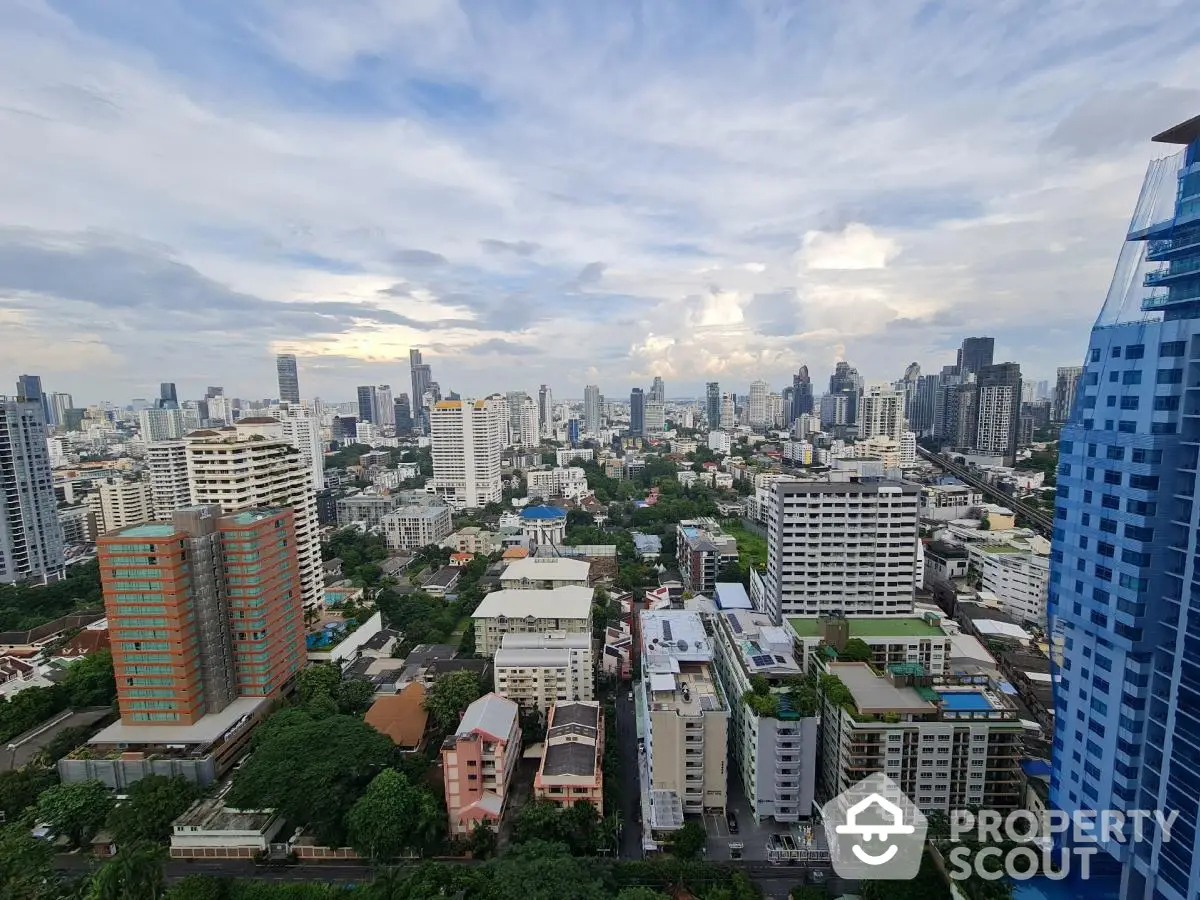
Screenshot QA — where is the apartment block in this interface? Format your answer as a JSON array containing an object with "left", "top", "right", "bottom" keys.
[
  {"left": 711, "top": 609, "right": 818, "bottom": 823},
  {"left": 970, "top": 543, "right": 1049, "bottom": 628},
  {"left": 534, "top": 702, "right": 604, "bottom": 813},
  {"left": 676, "top": 518, "right": 739, "bottom": 596},
  {"left": 498, "top": 556, "right": 590, "bottom": 589},
  {"left": 493, "top": 632, "right": 594, "bottom": 712},
  {"left": 89, "top": 477, "right": 152, "bottom": 536},
  {"left": 919, "top": 483, "right": 984, "bottom": 521},
  {"left": 526, "top": 466, "right": 589, "bottom": 500},
  {"left": 442, "top": 693, "right": 521, "bottom": 836},
  {"left": 146, "top": 441, "right": 193, "bottom": 521},
  {"left": 471, "top": 586, "right": 593, "bottom": 657},
  {"left": 0, "top": 396, "right": 64, "bottom": 584},
  {"left": 381, "top": 504, "right": 453, "bottom": 550},
  {"left": 763, "top": 473, "right": 920, "bottom": 623},
  {"left": 787, "top": 611, "right": 953, "bottom": 676},
  {"left": 186, "top": 421, "right": 321, "bottom": 608},
  {"left": 859, "top": 384, "right": 905, "bottom": 442},
  {"left": 335, "top": 493, "right": 402, "bottom": 528},
  {"left": 817, "top": 661, "right": 1023, "bottom": 814},
  {"left": 430, "top": 396, "right": 506, "bottom": 509},
  {"left": 637, "top": 610, "right": 728, "bottom": 846}
]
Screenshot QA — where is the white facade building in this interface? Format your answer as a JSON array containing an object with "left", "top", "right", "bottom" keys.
[
  {"left": 139, "top": 407, "right": 185, "bottom": 442},
  {"left": 747, "top": 380, "right": 769, "bottom": 427},
  {"left": 146, "top": 441, "right": 193, "bottom": 521},
  {"left": 707, "top": 431, "right": 732, "bottom": 454},
  {"left": 493, "top": 632, "right": 594, "bottom": 713},
  {"left": 471, "top": 586, "right": 593, "bottom": 657},
  {"left": 0, "top": 397, "right": 64, "bottom": 584},
  {"left": 89, "top": 478, "right": 152, "bottom": 536},
  {"left": 431, "top": 397, "right": 506, "bottom": 509},
  {"left": 499, "top": 557, "right": 590, "bottom": 589},
  {"left": 763, "top": 473, "right": 920, "bottom": 622},
  {"left": 920, "top": 484, "right": 984, "bottom": 521},
  {"left": 719, "top": 394, "right": 736, "bottom": 429},
  {"left": 859, "top": 384, "right": 905, "bottom": 442},
  {"left": 274, "top": 405, "right": 325, "bottom": 492},
  {"left": 381, "top": 505, "right": 454, "bottom": 551},
  {"left": 186, "top": 419, "right": 322, "bottom": 608},
  {"left": 583, "top": 385, "right": 602, "bottom": 435},
  {"left": 972, "top": 545, "right": 1050, "bottom": 627},
  {"left": 526, "top": 467, "right": 589, "bottom": 501}
]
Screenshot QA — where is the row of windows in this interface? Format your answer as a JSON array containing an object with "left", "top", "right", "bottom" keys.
[
  {"left": 1090, "top": 341, "right": 1186, "bottom": 363},
  {"left": 1086, "top": 395, "right": 1181, "bottom": 411},
  {"left": 1062, "top": 442, "right": 1163, "bottom": 464},
  {"left": 1078, "top": 419, "right": 1178, "bottom": 434},
  {"left": 127, "top": 700, "right": 179, "bottom": 710}
]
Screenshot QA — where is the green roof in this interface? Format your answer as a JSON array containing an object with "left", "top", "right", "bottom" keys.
[
  {"left": 117, "top": 523, "right": 177, "bottom": 538},
  {"left": 979, "top": 543, "right": 1025, "bottom": 554},
  {"left": 789, "top": 616, "right": 944, "bottom": 638}
]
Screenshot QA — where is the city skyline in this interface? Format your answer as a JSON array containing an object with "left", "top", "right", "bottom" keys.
[{"left": 1, "top": 5, "right": 1198, "bottom": 401}]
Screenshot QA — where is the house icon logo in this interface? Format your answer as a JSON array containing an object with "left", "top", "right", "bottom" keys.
[{"left": 821, "top": 773, "right": 927, "bottom": 880}]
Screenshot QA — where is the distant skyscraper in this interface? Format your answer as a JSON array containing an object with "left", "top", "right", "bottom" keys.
[
  {"left": 394, "top": 393, "right": 414, "bottom": 435},
  {"left": 1051, "top": 118, "right": 1200, "bottom": 900},
  {"left": 276, "top": 354, "right": 300, "bottom": 404},
  {"left": 828, "top": 362, "right": 862, "bottom": 426},
  {"left": 159, "top": 382, "right": 179, "bottom": 410},
  {"left": 583, "top": 385, "right": 602, "bottom": 435},
  {"left": 706, "top": 382, "right": 721, "bottom": 428},
  {"left": 899, "top": 361, "right": 920, "bottom": 423},
  {"left": 410, "top": 348, "right": 433, "bottom": 433},
  {"left": 139, "top": 407, "right": 186, "bottom": 442},
  {"left": 99, "top": 504, "right": 305, "bottom": 725},
  {"left": 859, "top": 384, "right": 905, "bottom": 443},
  {"left": 15, "top": 374, "right": 52, "bottom": 425},
  {"left": 356, "top": 386, "right": 375, "bottom": 424},
  {"left": 911, "top": 373, "right": 942, "bottom": 435},
  {"left": 373, "top": 385, "right": 394, "bottom": 429},
  {"left": 49, "top": 392, "right": 73, "bottom": 429},
  {"left": 649, "top": 376, "right": 665, "bottom": 403},
  {"left": 538, "top": 384, "right": 554, "bottom": 439},
  {"left": 0, "top": 396, "right": 64, "bottom": 584},
  {"left": 975, "top": 363, "right": 1022, "bottom": 461},
  {"left": 629, "top": 388, "right": 645, "bottom": 437},
  {"left": 430, "top": 396, "right": 506, "bottom": 508},
  {"left": 747, "top": 380, "right": 769, "bottom": 427},
  {"left": 719, "top": 393, "right": 735, "bottom": 429},
  {"left": 790, "top": 367, "right": 813, "bottom": 423},
  {"left": 1053, "top": 366, "right": 1083, "bottom": 423},
  {"left": 275, "top": 405, "right": 325, "bottom": 492},
  {"left": 956, "top": 337, "right": 994, "bottom": 378}
]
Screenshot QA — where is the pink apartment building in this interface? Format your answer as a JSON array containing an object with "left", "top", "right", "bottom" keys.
[
  {"left": 533, "top": 701, "right": 604, "bottom": 815},
  {"left": 442, "top": 692, "right": 521, "bottom": 835}
]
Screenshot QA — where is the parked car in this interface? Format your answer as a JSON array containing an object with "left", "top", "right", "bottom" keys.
[{"left": 726, "top": 810, "right": 739, "bottom": 833}]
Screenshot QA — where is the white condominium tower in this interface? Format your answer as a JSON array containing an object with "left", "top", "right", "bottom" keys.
[
  {"left": 583, "top": 384, "right": 602, "bottom": 435},
  {"left": 146, "top": 440, "right": 193, "bottom": 520},
  {"left": 537, "top": 384, "right": 554, "bottom": 440},
  {"left": 431, "top": 396, "right": 506, "bottom": 509},
  {"left": 274, "top": 404, "right": 325, "bottom": 492},
  {"left": 0, "top": 396, "right": 64, "bottom": 584},
  {"left": 859, "top": 384, "right": 906, "bottom": 442},
  {"left": 186, "top": 419, "right": 322, "bottom": 607}
]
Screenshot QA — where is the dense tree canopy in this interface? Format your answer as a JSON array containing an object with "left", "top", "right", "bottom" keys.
[
  {"left": 423, "top": 669, "right": 483, "bottom": 731},
  {"left": 346, "top": 769, "right": 442, "bottom": 863},
  {"left": 0, "top": 560, "right": 103, "bottom": 631},
  {"left": 36, "top": 779, "right": 114, "bottom": 848},
  {"left": 0, "top": 649, "right": 116, "bottom": 743},
  {"left": 106, "top": 774, "right": 201, "bottom": 846},
  {"left": 0, "top": 766, "right": 58, "bottom": 824}
]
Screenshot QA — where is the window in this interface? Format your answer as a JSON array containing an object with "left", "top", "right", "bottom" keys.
[
  {"left": 1106, "top": 445, "right": 1125, "bottom": 460},
  {"left": 1062, "top": 463, "right": 1072, "bottom": 476},
  {"left": 1097, "top": 542, "right": 1114, "bottom": 558},
  {"left": 1112, "top": 347, "right": 1122, "bottom": 358},
  {"left": 1094, "top": 565, "right": 1113, "bottom": 581},
  {"left": 1084, "top": 396, "right": 1097, "bottom": 408},
  {"left": 1105, "top": 396, "right": 1116, "bottom": 408},
  {"left": 1125, "top": 344, "right": 1145, "bottom": 359},
  {"left": 1099, "top": 519, "right": 1117, "bottom": 534},
  {"left": 1129, "top": 475, "right": 1159, "bottom": 490},
  {"left": 1104, "top": 470, "right": 1122, "bottom": 486},
  {"left": 1161, "top": 341, "right": 1187, "bottom": 357},
  {"left": 1120, "top": 396, "right": 1140, "bottom": 410},
  {"left": 1061, "top": 440, "right": 1074, "bottom": 452},
  {"left": 1155, "top": 396, "right": 1180, "bottom": 411},
  {"left": 1109, "top": 372, "right": 1119, "bottom": 383},
  {"left": 1126, "top": 500, "right": 1156, "bottom": 516},
  {"left": 1091, "top": 349, "right": 1101, "bottom": 362},
  {"left": 1102, "top": 495, "right": 1120, "bottom": 510},
  {"left": 1158, "top": 368, "right": 1183, "bottom": 384},
  {"left": 1122, "top": 371, "right": 1142, "bottom": 385},
  {"left": 1152, "top": 422, "right": 1177, "bottom": 434},
  {"left": 1086, "top": 370, "right": 1100, "bottom": 384},
  {"left": 1122, "top": 549, "right": 1150, "bottom": 566},
  {"left": 1125, "top": 525, "right": 1154, "bottom": 541},
  {"left": 1132, "top": 448, "right": 1163, "bottom": 464}
]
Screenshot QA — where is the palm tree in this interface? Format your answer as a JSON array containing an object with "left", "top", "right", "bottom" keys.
[{"left": 90, "top": 842, "right": 166, "bottom": 900}]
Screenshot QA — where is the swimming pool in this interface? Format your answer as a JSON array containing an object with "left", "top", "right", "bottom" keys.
[{"left": 937, "top": 691, "right": 994, "bottom": 711}]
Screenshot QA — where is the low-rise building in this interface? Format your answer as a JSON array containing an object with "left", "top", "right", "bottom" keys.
[
  {"left": 364, "top": 682, "right": 430, "bottom": 752},
  {"left": 526, "top": 466, "right": 589, "bottom": 501},
  {"left": 170, "top": 791, "right": 286, "bottom": 859},
  {"left": 422, "top": 566, "right": 461, "bottom": 597},
  {"left": 787, "top": 612, "right": 954, "bottom": 676},
  {"left": 499, "top": 556, "right": 590, "bottom": 589},
  {"left": 970, "top": 544, "right": 1049, "bottom": 627},
  {"left": 442, "top": 526, "right": 500, "bottom": 555},
  {"left": 381, "top": 505, "right": 453, "bottom": 550},
  {"left": 711, "top": 609, "right": 819, "bottom": 823},
  {"left": 602, "top": 621, "right": 633, "bottom": 680},
  {"left": 335, "top": 493, "right": 402, "bottom": 528},
  {"left": 471, "top": 586, "right": 593, "bottom": 657},
  {"left": 817, "top": 661, "right": 1024, "bottom": 814},
  {"left": 920, "top": 483, "right": 984, "bottom": 522},
  {"left": 306, "top": 610, "right": 385, "bottom": 666},
  {"left": 442, "top": 693, "right": 521, "bottom": 836},
  {"left": 493, "top": 632, "right": 594, "bottom": 713},
  {"left": 676, "top": 519, "right": 738, "bottom": 596},
  {"left": 923, "top": 540, "right": 970, "bottom": 589},
  {"left": 534, "top": 702, "right": 604, "bottom": 813}
]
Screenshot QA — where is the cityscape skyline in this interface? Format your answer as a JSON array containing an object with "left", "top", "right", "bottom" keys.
[{"left": 1, "top": 5, "right": 1198, "bottom": 402}]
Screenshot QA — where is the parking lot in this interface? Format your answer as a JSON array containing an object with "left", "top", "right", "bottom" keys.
[{"left": 702, "top": 779, "right": 830, "bottom": 863}]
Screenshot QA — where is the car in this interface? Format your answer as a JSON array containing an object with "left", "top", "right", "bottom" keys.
[
  {"left": 627, "top": 692, "right": 633, "bottom": 701},
  {"left": 726, "top": 810, "right": 739, "bottom": 833}
]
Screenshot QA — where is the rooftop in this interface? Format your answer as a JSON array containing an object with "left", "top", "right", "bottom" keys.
[
  {"left": 386, "top": 505, "right": 450, "bottom": 522},
  {"left": 500, "top": 557, "right": 590, "bottom": 583},
  {"left": 714, "top": 582, "right": 752, "bottom": 610},
  {"left": 90, "top": 696, "right": 269, "bottom": 748},
  {"left": 1153, "top": 114, "right": 1200, "bottom": 145},
  {"left": 641, "top": 609, "right": 711, "bottom": 661},
  {"left": 364, "top": 682, "right": 428, "bottom": 749},
  {"left": 722, "top": 611, "right": 800, "bottom": 676},
  {"left": 173, "top": 795, "right": 278, "bottom": 833},
  {"left": 788, "top": 615, "right": 944, "bottom": 639},
  {"left": 826, "top": 662, "right": 936, "bottom": 715},
  {"left": 520, "top": 505, "right": 568, "bottom": 520},
  {"left": 455, "top": 692, "right": 519, "bottom": 742},
  {"left": 114, "top": 523, "right": 176, "bottom": 538},
  {"left": 472, "top": 585, "right": 594, "bottom": 621}
]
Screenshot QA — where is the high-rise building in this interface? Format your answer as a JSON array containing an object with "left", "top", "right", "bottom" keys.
[
  {"left": 139, "top": 407, "right": 186, "bottom": 442},
  {"left": 1051, "top": 118, "right": 1200, "bottom": 900},
  {"left": 899, "top": 362, "right": 921, "bottom": 423},
  {"left": 356, "top": 386, "right": 374, "bottom": 424},
  {"left": 409, "top": 349, "right": 433, "bottom": 434},
  {"left": 16, "top": 375, "right": 52, "bottom": 426},
  {"left": 937, "top": 380, "right": 979, "bottom": 448},
  {"left": 0, "top": 396, "right": 64, "bottom": 584},
  {"left": 430, "top": 396, "right": 506, "bottom": 509},
  {"left": 828, "top": 362, "right": 862, "bottom": 426},
  {"left": 956, "top": 337, "right": 995, "bottom": 378},
  {"left": 537, "top": 384, "right": 554, "bottom": 440},
  {"left": 763, "top": 473, "right": 919, "bottom": 623},
  {"left": 394, "top": 393, "right": 414, "bottom": 435},
  {"left": 859, "top": 384, "right": 905, "bottom": 443},
  {"left": 186, "top": 420, "right": 322, "bottom": 609},
  {"left": 975, "top": 362, "right": 1022, "bottom": 462},
  {"left": 629, "top": 388, "right": 645, "bottom": 437},
  {"left": 49, "top": 393, "right": 73, "bottom": 429},
  {"left": 1053, "top": 365, "right": 1083, "bottom": 423},
  {"left": 644, "top": 399, "right": 666, "bottom": 437},
  {"left": 372, "top": 385, "right": 394, "bottom": 429},
  {"left": 99, "top": 505, "right": 305, "bottom": 726},
  {"left": 159, "top": 382, "right": 179, "bottom": 410},
  {"left": 515, "top": 397, "right": 538, "bottom": 448},
  {"left": 649, "top": 376, "right": 665, "bottom": 403},
  {"left": 90, "top": 477, "right": 152, "bottom": 536},
  {"left": 791, "top": 367, "right": 814, "bottom": 423},
  {"left": 276, "top": 354, "right": 300, "bottom": 404},
  {"left": 719, "top": 393, "right": 735, "bottom": 429},
  {"left": 747, "top": 380, "right": 769, "bottom": 427},
  {"left": 910, "top": 373, "right": 941, "bottom": 435},
  {"left": 706, "top": 382, "right": 721, "bottom": 428},
  {"left": 583, "top": 384, "right": 602, "bottom": 435},
  {"left": 146, "top": 441, "right": 193, "bottom": 520},
  {"left": 274, "top": 405, "right": 324, "bottom": 492}
]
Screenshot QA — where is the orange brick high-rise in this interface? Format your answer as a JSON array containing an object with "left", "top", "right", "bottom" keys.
[{"left": 99, "top": 505, "right": 304, "bottom": 727}]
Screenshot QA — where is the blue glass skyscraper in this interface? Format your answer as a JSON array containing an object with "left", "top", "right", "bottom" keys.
[{"left": 1052, "top": 115, "right": 1200, "bottom": 900}]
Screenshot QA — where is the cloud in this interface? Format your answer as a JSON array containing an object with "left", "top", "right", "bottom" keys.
[
  {"left": 480, "top": 238, "right": 540, "bottom": 256},
  {"left": 573, "top": 261, "right": 607, "bottom": 288},
  {"left": 799, "top": 224, "right": 900, "bottom": 271},
  {"left": 392, "top": 248, "right": 449, "bottom": 267}
]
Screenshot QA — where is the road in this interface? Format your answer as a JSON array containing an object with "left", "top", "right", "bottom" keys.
[
  {"left": 917, "top": 446, "right": 1053, "bottom": 535},
  {"left": 613, "top": 687, "right": 644, "bottom": 859}
]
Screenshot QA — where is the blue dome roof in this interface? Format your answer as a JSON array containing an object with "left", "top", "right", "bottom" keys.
[{"left": 520, "top": 505, "right": 567, "bottom": 520}]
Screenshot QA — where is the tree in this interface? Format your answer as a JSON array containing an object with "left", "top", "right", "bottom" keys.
[
  {"left": 0, "top": 823, "right": 55, "bottom": 900},
  {"left": 423, "top": 670, "right": 482, "bottom": 731},
  {"left": 0, "top": 767, "right": 58, "bottom": 823},
  {"left": 36, "top": 779, "right": 114, "bottom": 848},
  {"left": 41, "top": 725, "right": 92, "bottom": 763},
  {"left": 839, "top": 638, "right": 873, "bottom": 662},
  {"left": 669, "top": 821, "right": 707, "bottom": 860},
  {"left": 336, "top": 678, "right": 376, "bottom": 715},
  {"left": 63, "top": 649, "right": 117, "bottom": 707},
  {"left": 347, "top": 769, "right": 442, "bottom": 863},
  {"left": 789, "top": 887, "right": 827, "bottom": 900},
  {"left": 468, "top": 820, "right": 498, "bottom": 859},
  {"left": 225, "top": 709, "right": 394, "bottom": 847},
  {"left": 295, "top": 664, "right": 341, "bottom": 706},
  {"left": 106, "top": 774, "right": 201, "bottom": 846},
  {"left": 89, "top": 841, "right": 167, "bottom": 900},
  {"left": 616, "top": 890, "right": 669, "bottom": 900}
]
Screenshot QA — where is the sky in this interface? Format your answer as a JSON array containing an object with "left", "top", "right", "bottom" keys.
[{"left": 1, "top": 0, "right": 1199, "bottom": 405}]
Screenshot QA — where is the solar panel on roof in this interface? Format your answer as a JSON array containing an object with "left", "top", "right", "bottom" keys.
[
  {"left": 729, "top": 616, "right": 743, "bottom": 634},
  {"left": 662, "top": 621, "right": 673, "bottom": 641},
  {"left": 751, "top": 654, "right": 774, "bottom": 668}
]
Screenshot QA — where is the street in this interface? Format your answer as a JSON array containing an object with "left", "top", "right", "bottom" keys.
[{"left": 613, "top": 687, "right": 644, "bottom": 859}]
